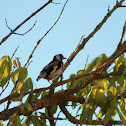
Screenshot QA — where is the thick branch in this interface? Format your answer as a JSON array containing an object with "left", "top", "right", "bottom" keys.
[
  {"left": 67, "top": 95, "right": 85, "bottom": 104},
  {"left": 63, "top": 0, "right": 125, "bottom": 71},
  {"left": 0, "top": 0, "right": 125, "bottom": 105},
  {"left": 59, "top": 105, "right": 122, "bottom": 125},
  {"left": 0, "top": 70, "right": 124, "bottom": 105},
  {"left": 59, "top": 104, "right": 80, "bottom": 124},
  {"left": 1, "top": 72, "right": 126, "bottom": 121}
]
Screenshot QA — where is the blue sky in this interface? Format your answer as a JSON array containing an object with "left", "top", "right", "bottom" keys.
[{"left": 0, "top": 0, "right": 126, "bottom": 125}]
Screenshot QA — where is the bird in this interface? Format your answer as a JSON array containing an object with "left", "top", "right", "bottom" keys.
[{"left": 36, "top": 54, "right": 66, "bottom": 83}]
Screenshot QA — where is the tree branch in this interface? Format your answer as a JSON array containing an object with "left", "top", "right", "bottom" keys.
[
  {"left": 5, "top": 19, "right": 37, "bottom": 36},
  {"left": 0, "top": 70, "right": 124, "bottom": 105},
  {"left": 24, "top": 0, "right": 69, "bottom": 67},
  {"left": 0, "top": 0, "right": 52, "bottom": 45},
  {"left": 0, "top": 75, "right": 126, "bottom": 121},
  {"left": 63, "top": 0, "right": 125, "bottom": 71},
  {"left": 59, "top": 104, "right": 122, "bottom": 125},
  {"left": 59, "top": 104, "right": 80, "bottom": 124},
  {"left": 47, "top": 106, "right": 55, "bottom": 126}
]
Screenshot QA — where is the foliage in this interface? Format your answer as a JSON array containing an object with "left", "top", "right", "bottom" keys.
[
  {"left": 0, "top": 53, "right": 126, "bottom": 125},
  {"left": 67, "top": 53, "right": 126, "bottom": 125},
  {"left": 0, "top": 0, "right": 126, "bottom": 126}
]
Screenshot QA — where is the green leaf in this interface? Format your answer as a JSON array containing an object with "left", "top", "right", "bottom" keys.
[
  {"left": 108, "top": 78, "right": 115, "bottom": 87},
  {"left": 118, "top": 60, "right": 126, "bottom": 72},
  {"left": 69, "top": 79, "right": 83, "bottom": 89},
  {"left": 30, "top": 115, "right": 41, "bottom": 126},
  {"left": 72, "top": 101, "right": 77, "bottom": 109},
  {"left": 11, "top": 67, "right": 28, "bottom": 85},
  {"left": 39, "top": 112, "right": 46, "bottom": 124},
  {"left": 89, "top": 87, "right": 107, "bottom": 106},
  {"left": 45, "top": 107, "right": 48, "bottom": 116},
  {"left": 117, "top": 75, "right": 124, "bottom": 86},
  {"left": 76, "top": 104, "right": 82, "bottom": 115},
  {"left": 24, "top": 103, "right": 33, "bottom": 112},
  {"left": 0, "top": 60, "right": 11, "bottom": 87},
  {"left": 86, "top": 57, "right": 99, "bottom": 72},
  {"left": 24, "top": 77, "right": 33, "bottom": 92},
  {"left": 95, "top": 54, "right": 107, "bottom": 68},
  {"left": 41, "top": 91, "right": 49, "bottom": 98},
  {"left": 109, "top": 86, "right": 117, "bottom": 96},
  {"left": 52, "top": 105, "right": 57, "bottom": 114},
  {"left": 0, "top": 122, "right": 4, "bottom": 126},
  {"left": 116, "top": 105, "right": 126, "bottom": 125},
  {"left": 67, "top": 74, "right": 76, "bottom": 89},
  {"left": 97, "top": 109, "right": 102, "bottom": 119},
  {"left": 120, "top": 98, "right": 126, "bottom": 116},
  {"left": 77, "top": 70, "right": 85, "bottom": 75},
  {"left": 9, "top": 114, "right": 21, "bottom": 126},
  {"left": 1, "top": 76, "right": 10, "bottom": 88},
  {"left": 19, "top": 104, "right": 25, "bottom": 114},
  {"left": 24, "top": 117, "right": 31, "bottom": 126},
  {"left": 11, "top": 92, "right": 20, "bottom": 101},
  {"left": 0, "top": 56, "right": 12, "bottom": 71},
  {"left": 115, "top": 54, "right": 124, "bottom": 71},
  {"left": 32, "top": 92, "right": 41, "bottom": 101},
  {"left": 100, "top": 101, "right": 109, "bottom": 115},
  {"left": 80, "top": 103, "right": 93, "bottom": 124},
  {"left": 87, "top": 109, "right": 93, "bottom": 124},
  {"left": 103, "top": 98, "right": 117, "bottom": 125}
]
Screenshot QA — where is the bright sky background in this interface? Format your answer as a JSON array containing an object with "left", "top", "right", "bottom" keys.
[{"left": 0, "top": 0, "right": 126, "bottom": 125}]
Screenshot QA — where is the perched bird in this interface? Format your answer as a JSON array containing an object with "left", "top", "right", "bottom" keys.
[{"left": 36, "top": 54, "right": 66, "bottom": 82}]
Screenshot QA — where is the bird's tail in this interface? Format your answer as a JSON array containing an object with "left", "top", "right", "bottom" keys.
[
  {"left": 36, "top": 77, "right": 40, "bottom": 81},
  {"left": 36, "top": 71, "right": 47, "bottom": 81}
]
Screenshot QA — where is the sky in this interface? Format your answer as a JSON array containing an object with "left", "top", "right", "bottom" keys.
[{"left": 0, "top": 0, "right": 126, "bottom": 125}]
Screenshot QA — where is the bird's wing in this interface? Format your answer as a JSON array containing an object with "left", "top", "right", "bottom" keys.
[{"left": 43, "top": 60, "right": 60, "bottom": 75}]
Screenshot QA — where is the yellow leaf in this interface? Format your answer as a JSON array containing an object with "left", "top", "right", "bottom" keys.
[
  {"left": 97, "top": 111, "right": 102, "bottom": 119},
  {"left": 0, "top": 56, "right": 12, "bottom": 70},
  {"left": 16, "top": 82, "right": 23, "bottom": 91},
  {"left": 89, "top": 87, "right": 107, "bottom": 106},
  {"left": 103, "top": 79, "right": 108, "bottom": 92},
  {"left": 11, "top": 67, "right": 27, "bottom": 85},
  {"left": 109, "top": 86, "right": 117, "bottom": 95},
  {"left": 86, "top": 103, "right": 90, "bottom": 108}
]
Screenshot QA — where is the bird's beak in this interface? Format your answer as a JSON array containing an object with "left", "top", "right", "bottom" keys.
[{"left": 63, "top": 56, "right": 66, "bottom": 59}]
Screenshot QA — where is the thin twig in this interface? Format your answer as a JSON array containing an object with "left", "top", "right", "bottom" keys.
[
  {"left": 55, "top": 110, "right": 62, "bottom": 124},
  {"left": 13, "top": 20, "right": 37, "bottom": 36},
  {"left": 11, "top": 46, "right": 19, "bottom": 60},
  {"left": 0, "top": 1, "right": 52, "bottom": 45},
  {"left": 51, "top": 2, "right": 60, "bottom": 4},
  {"left": 84, "top": 55, "right": 89, "bottom": 71},
  {"left": 24, "top": 0, "right": 69, "bottom": 67},
  {"left": 5, "top": 18, "right": 37, "bottom": 36},
  {"left": 78, "top": 35, "right": 85, "bottom": 45},
  {"left": 0, "top": 81, "right": 10, "bottom": 97},
  {"left": 27, "top": 61, "right": 33, "bottom": 69},
  {"left": 5, "top": 18, "right": 12, "bottom": 31},
  {"left": 119, "top": 21, "right": 126, "bottom": 44}
]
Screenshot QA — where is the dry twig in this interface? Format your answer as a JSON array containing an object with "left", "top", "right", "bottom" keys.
[
  {"left": 24, "top": 0, "right": 69, "bottom": 67},
  {"left": 0, "top": 0, "right": 52, "bottom": 45}
]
